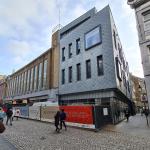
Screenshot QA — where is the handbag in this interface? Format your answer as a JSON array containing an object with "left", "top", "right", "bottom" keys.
[{"left": 0, "top": 121, "right": 5, "bottom": 133}]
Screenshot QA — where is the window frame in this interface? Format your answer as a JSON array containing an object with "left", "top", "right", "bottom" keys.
[
  {"left": 86, "top": 59, "right": 91, "bottom": 79},
  {"left": 84, "top": 25, "right": 102, "bottom": 50}
]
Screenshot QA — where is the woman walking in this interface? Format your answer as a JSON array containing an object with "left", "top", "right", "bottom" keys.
[{"left": 54, "top": 111, "right": 60, "bottom": 133}]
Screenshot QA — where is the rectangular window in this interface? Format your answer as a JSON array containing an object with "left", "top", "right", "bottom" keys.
[
  {"left": 38, "top": 62, "right": 42, "bottom": 90},
  {"left": 68, "top": 66, "right": 72, "bottom": 83},
  {"left": 97, "top": 55, "right": 104, "bottom": 76},
  {"left": 76, "top": 63, "right": 81, "bottom": 81},
  {"left": 34, "top": 65, "right": 37, "bottom": 90},
  {"left": 143, "top": 10, "right": 150, "bottom": 40},
  {"left": 62, "top": 47, "right": 65, "bottom": 61},
  {"left": 76, "top": 38, "right": 80, "bottom": 54},
  {"left": 62, "top": 69, "right": 65, "bottom": 84},
  {"left": 85, "top": 26, "right": 101, "bottom": 50},
  {"left": 86, "top": 59, "right": 91, "bottom": 79},
  {"left": 115, "top": 57, "right": 122, "bottom": 81},
  {"left": 113, "top": 30, "right": 117, "bottom": 49},
  {"left": 27, "top": 69, "right": 30, "bottom": 92},
  {"left": 43, "top": 59, "right": 47, "bottom": 89},
  {"left": 68, "top": 43, "right": 72, "bottom": 58},
  {"left": 30, "top": 68, "right": 34, "bottom": 91}
]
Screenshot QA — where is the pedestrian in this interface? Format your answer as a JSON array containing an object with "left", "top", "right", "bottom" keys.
[
  {"left": 144, "top": 109, "right": 149, "bottom": 117},
  {"left": 124, "top": 109, "right": 130, "bottom": 122},
  {"left": 60, "top": 109, "right": 67, "bottom": 130},
  {"left": 54, "top": 111, "right": 60, "bottom": 133},
  {"left": 0, "top": 108, "right": 5, "bottom": 123},
  {"left": 0, "top": 121, "right": 5, "bottom": 133},
  {"left": 15, "top": 108, "right": 21, "bottom": 120},
  {"left": 12, "top": 108, "right": 16, "bottom": 121},
  {"left": 6, "top": 108, "right": 13, "bottom": 126}
]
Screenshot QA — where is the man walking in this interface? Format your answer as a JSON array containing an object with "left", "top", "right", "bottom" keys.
[
  {"left": 60, "top": 109, "right": 67, "bottom": 130},
  {"left": 6, "top": 108, "right": 13, "bottom": 126}
]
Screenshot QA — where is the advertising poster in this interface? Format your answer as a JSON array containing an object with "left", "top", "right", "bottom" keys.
[
  {"left": 29, "top": 106, "right": 40, "bottom": 120},
  {"left": 59, "top": 106, "right": 93, "bottom": 124},
  {"left": 41, "top": 106, "right": 59, "bottom": 121},
  {"left": 14, "top": 106, "right": 29, "bottom": 118}
]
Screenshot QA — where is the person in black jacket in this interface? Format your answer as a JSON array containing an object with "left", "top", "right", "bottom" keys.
[
  {"left": 60, "top": 109, "right": 67, "bottom": 130},
  {"left": 54, "top": 111, "right": 60, "bottom": 132},
  {"left": 6, "top": 108, "right": 13, "bottom": 126}
]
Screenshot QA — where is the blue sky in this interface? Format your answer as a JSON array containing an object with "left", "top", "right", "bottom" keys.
[{"left": 0, "top": 0, "right": 143, "bottom": 77}]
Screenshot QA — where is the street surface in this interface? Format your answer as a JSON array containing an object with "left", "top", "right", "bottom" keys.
[{"left": 1, "top": 115, "right": 150, "bottom": 150}]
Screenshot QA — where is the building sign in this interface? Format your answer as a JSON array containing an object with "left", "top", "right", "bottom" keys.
[
  {"left": 103, "top": 108, "right": 108, "bottom": 116},
  {"left": 59, "top": 106, "right": 93, "bottom": 124}
]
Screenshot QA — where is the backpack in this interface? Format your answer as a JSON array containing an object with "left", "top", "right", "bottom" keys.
[{"left": 0, "top": 122, "right": 5, "bottom": 133}]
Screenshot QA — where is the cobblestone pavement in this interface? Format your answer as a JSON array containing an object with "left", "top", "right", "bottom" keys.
[{"left": 1, "top": 118, "right": 150, "bottom": 150}]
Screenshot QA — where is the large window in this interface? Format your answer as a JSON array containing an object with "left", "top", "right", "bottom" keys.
[
  {"left": 86, "top": 59, "right": 91, "bottom": 79},
  {"left": 43, "top": 59, "right": 47, "bottom": 89},
  {"left": 38, "top": 62, "right": 43, "bottom": 90},
  {"left": 143, "top": 10, "right": 150, "bottom": 40},
  {"left": 76, "top": 38, "right": 80, "bottom": 54},
  {"left": 34, "top": 66, "right": 37, "bottom": 90},
  {"left": 62, "top": 69, "right": 65, "bottom": 84},
  {"left": 62, "top": 47, "right": 65, "bottom": 61},
  {"left": 76, "top": 63, "right": 81, "bottom": 81},
  {"left": 68, "top": 43, "right": 72, "bottom": 58},
  {"left": 24, "top": 71, "right": 27, "bottom": 93},
  {"left": 68, "top": 66, "right": 72, "bottom": 83},
  {"left": 30, "top": 68, "right": 34, "bottom": 91},
  {"left": 85, "top": 26, "right": 101, "bottom": 50},
  {"left": 97, "top": 55, "right": 104, "bottom": 76},
  {"left": 115, "top": 57, "right": 122, "bottom": 81},
  {"left": 27, "top": 69, "right": 30, "bottom": 92},
  {"left": 113, "top": 30, "right": 117, "bottom": 49}
]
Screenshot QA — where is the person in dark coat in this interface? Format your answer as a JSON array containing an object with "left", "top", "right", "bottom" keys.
[
  {"left": 54, "top": 111, "right": 60, "bottom": 132},
  {"left": 124, "top": 109, "right": 130, "bottom": 122},
  {"left": 6, "top": 109, "right": 13, "bottom": 126},
  {"left": 60, "top": 109, "right": 67, "bottom": 130}
]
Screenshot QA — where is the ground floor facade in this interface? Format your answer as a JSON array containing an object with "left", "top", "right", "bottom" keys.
[{"left": 58, "top": 89, "right": 133, "bottom": 128}]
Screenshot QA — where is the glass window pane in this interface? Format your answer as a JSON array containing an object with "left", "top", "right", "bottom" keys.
[{"left": 85, "top": 26, "right": 101, "bottom": 49}]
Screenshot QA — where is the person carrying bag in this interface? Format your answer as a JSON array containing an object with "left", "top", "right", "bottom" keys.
[{"left": 0, "top": 121, "right": 5, "bottom": 133}]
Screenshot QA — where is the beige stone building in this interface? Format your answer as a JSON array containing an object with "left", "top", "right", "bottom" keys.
[
  {"left": 4, "top": 31, "right": 59, "bottom": 105},
  {"left": 127, "top": 0, "right": 150, "bottom": 109},
  {"left": 130, "top": 74, "right": 148, "bottom": 111}
]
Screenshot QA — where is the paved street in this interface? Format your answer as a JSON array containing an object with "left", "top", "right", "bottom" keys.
[
  {"left": 1, "top": 116, "right": 150, "bottom": 150},
  {"left": 0, "top": 136, "right": 17, "bottom": 150},
  {"left": 104, "top": 114, "right": 150, "bottom": 138}
]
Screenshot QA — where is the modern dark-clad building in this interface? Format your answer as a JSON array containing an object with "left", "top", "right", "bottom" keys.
[{"left": 59, "top": 6, "right": 132, "bottom": 125}]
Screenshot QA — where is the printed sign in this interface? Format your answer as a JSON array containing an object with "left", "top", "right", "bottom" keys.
[
  {"left": 59, "top": 106, "right": 93, "bottom": 124},
  {"left": 29, "top": 106, "right": 40, "bottom": 120},
  {"left": 103, "top": 108, "right": 108, "bottom": 116}
]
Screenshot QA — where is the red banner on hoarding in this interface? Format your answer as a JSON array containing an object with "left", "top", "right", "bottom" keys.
[{"left": 59, "top": 106, "right": 93, "bottom": 124}]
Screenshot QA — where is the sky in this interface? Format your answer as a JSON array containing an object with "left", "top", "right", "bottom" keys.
[{"left": 0, "top": 0, "right": 144, "bottom": 77}]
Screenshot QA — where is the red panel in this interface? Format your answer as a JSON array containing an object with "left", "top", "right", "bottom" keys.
[{"left": 59, "top": 106, "right": 93, "bottom": 124}]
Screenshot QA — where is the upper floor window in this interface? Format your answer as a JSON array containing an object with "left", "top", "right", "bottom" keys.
[
  {"left": 76, "top": 38, "right": 80, "bottom": 54},
  {"left": 143, "top": 10, "right": 150, "bottom": 40},
  {"left": 113, "top": 30, "right": 117, "bottom": 49},
  {"left": 76, "top": 63, "right": 81, "bottom": 81},
  {"left": 62, "top": 69, "right": 65, "bottom": 84},
  {"left": 115, "top": 57, "right": 122, "bottom": 81},
  {"left": 68, "top": 43, "right": 72, "bottom": 58},
  {"left": 68, "top": 66, "right": 72, "bottom": 83},
  {"left": 62, "top": 47, "right": 65, "bottom": 61},
  {"left": 86, "top": 59, "right": 91, "bottom": 79},
  {"left": 97, "top": 55, "right": 104, "bottom": 76},
  {"left": 85, "top": 26, "right": 101, "bottom": 50}
]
